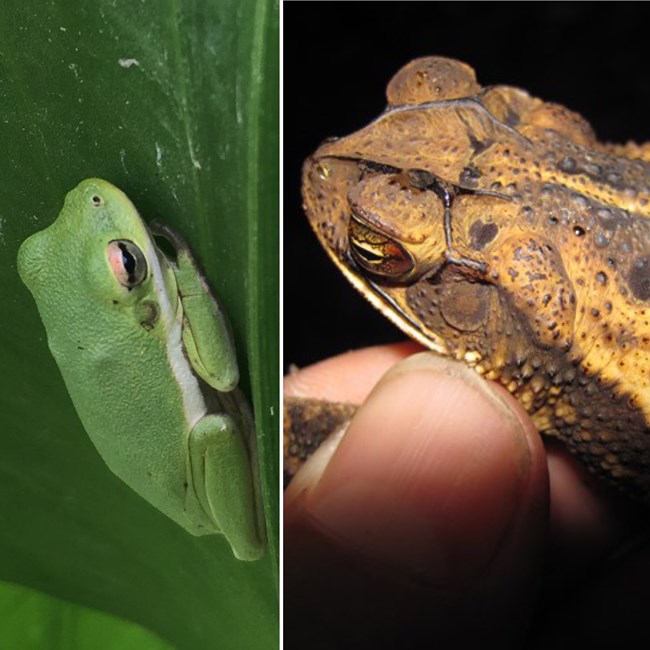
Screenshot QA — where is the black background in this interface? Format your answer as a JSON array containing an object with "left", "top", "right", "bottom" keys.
[{"left": 283, "top": 2, "right": 650, "bottom": 369}]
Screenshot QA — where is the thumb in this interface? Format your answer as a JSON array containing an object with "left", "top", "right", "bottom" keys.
[{"left": 286, "top": 352, "right": 549, "bottom": 648}]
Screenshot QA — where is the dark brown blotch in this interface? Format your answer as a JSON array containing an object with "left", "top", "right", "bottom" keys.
[
  {"left": 469, "top": 220, "right": 498, "bottom": 251},
  {"left": 628, "top": 256, "right": 650, "bottom": 301}
]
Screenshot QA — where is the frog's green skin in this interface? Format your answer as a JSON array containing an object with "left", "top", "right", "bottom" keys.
[{"left": 17, "top": 179, "right": 265, "bottom": 561}]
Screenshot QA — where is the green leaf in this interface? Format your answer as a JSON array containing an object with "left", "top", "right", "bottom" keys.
[
  {"left": 0, "top": 580, "right": 173, "bottom": 650},
  {"left": 0, "top": 1, "right": 278, "bottom": 649}
]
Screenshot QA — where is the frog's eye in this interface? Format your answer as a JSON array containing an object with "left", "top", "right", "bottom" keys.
[
  {"left": 349, "top": 215, "right": 414, "bottom": 278},
  {"left": 107, "top": 240, "right": 147, "bottom": 289}
]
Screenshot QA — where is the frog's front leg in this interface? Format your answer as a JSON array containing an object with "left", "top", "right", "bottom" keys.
[
  {"left": 150, "top": 221, "right": 239, "bottom": 392},
  {"left": 189, "top": 413, "right": 265, "bottom": 561}
]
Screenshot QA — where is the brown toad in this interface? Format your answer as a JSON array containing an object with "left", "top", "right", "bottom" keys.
[{"left": 288, "top": 56, "right": 650, "bottom": 501}]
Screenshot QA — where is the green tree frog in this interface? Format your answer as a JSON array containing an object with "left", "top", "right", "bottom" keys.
[{"left": 17, "top": 179, "right": 265, "bottom": 561}]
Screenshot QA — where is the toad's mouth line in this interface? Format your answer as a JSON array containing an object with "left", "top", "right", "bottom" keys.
[{"left": 329, "top": 246, "right": 449, "bottom": 355}]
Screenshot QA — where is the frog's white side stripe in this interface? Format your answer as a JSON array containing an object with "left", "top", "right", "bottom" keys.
[{"left": 144, "top": 236, "right": 207, "bottom": 430}]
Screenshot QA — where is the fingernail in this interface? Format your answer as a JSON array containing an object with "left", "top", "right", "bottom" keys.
[{"left": 302, "top": 353, "right": 536, "bottom": 584}]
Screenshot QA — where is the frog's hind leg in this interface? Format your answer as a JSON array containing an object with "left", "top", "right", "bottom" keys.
[{"left": 189, "top": 414, "right": 265, "bottom": 561}]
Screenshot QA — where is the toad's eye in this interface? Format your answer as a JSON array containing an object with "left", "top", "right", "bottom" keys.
[
  {"left": 349, "top": 214, "right": 414, "bottom": 279},
  {"left": 107, "top": 240, "right": 147, "bottom": 289}
]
